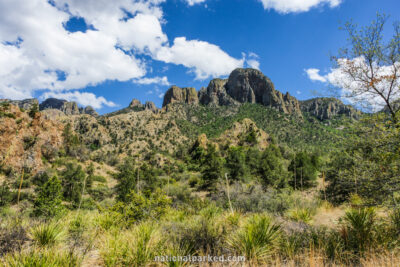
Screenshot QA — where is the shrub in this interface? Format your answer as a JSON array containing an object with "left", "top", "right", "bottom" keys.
[
  {"left": 341, "top": 208, "right": 376, "bottom": 254},
  {"left": 33, "top": 176, "right": 63, "bottom": 218},
  {"left": 228, "top": 214, "right": 281, "bottom": 263},
  {"left": 287, "top": 207, "right": 314, "bottom": 224},
  {"left": 0, "top": 182, "right": 13, "bottom": 207},
  {"left": 100, "top": 223, "right": 161, "bottom": 267},
  {"left": 30, "top": 223, "right": 63, "bottom": 247},
  {"left": 111, "top": 189, "right": 171, "bottom": 226}
]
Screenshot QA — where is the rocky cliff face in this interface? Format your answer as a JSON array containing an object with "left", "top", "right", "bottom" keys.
[
  {"left": 0, "top": 103, "right": 64, "bottom": 173},
  {"left": 162, "top": 86, "right": 199, "bottom": 108},
  {"left": 225, "top": 68, "right": 301, "bottom": 115},
  {"left": 300, "top": 98, "right": 361, "bottom": 121},
  {"left": 0, "top": 99, "right": 39, "bottom": 111},
  {"left": 198, "top": 79, "right": 238, "bottom": 106},
  {"left": 39, "top": 98, "right": 98, "bottom": 116},
  {"left": 164, "top": 68, "right": 302, "bottom": 116}
]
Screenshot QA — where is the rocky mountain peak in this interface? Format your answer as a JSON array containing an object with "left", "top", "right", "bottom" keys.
[
  {"left": 225, "top": 68, "right": 302, "bottom": 115},
  {"left": 163, "top": 68, "right": 302, "bottom": 116}
]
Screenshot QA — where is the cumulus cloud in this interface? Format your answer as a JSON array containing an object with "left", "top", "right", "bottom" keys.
[
  {"left": 133, "top": 76, "right": 170, "bottom": 86},
  {"left": 0, "top": 0, "right": 243, "bottom": 108},
  {"left": 185, "top": 0, "right": 207, "bottom": 6},
  {"left": 259, "top": 0, "right": 342, "bottom": 13},
  {"left": 156, "top": 37, "right": 244, "bottom": 80},
  {"left": 305, "top": 68, "right": 327, "bottom": 82},
  {"left": 306, "top": 57, "right": 400, "bottom": 111},
  {"left": 245, "top": 52, "right": 261, "bottom": 70},
  {"left": 42, "top": 91, "right": 117, "bottom": 109}
]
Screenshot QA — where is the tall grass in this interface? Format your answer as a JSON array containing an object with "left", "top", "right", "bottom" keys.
[
  {"left": 99, "top": 222, "right": 162, "bottom": 266},
  {"left": 228, "top": 214, "right": 281, "bottom": 264},
  {"left": 29, "top": 222, "right": 63, "bottom": 247}
]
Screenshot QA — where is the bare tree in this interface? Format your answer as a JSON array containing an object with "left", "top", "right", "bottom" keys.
[{"left": 333, "top": 13, "right": 400, "bottom": 122}]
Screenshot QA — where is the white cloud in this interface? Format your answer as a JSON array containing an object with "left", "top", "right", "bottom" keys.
[
  {"left": 306, "top": 57, "right": 400, "bottom": 112},
  {"left": 133, "top": 76, "right": 170, "bottom": 86},
  {"left": 296, "top": 90, "right": 301, "bottom": 95},
  {"left": 185, "top": 0, "right": 207, "bottom": 6},
  {"left": 245, "top": 52, "right": 261, "bottom": 70},
  {"left": 259, "top": 0, "right": 342, "bottom": 13},
  {"left": 42, "top": 91, "right": 117, "bottom": 109},
  {"left": 156, "top": 37, "right": 244, "bottom": 80},
  {"left": 305, "top": 68, "right": 327, "bottom": 82},
  {"left": 0, "top": 0, "right": 243, "bottom": 108}
]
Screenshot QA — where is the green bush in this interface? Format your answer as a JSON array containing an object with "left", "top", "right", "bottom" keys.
[
  {"left": 33, "top": 176, "right": 63, "bottom": 218},
  {"left": 228, "top": 214, "right": 281, "bottom": 263},
  {"left": 111, "top": 189, "right": 171, "bottom": 226},
  {"left": 30, "top": 223, "right": 63, "bottom": 247}
]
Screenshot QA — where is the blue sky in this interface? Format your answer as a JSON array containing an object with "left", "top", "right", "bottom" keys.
[{"left": 0, "top": 0, "right": 399, "bottom": 114}]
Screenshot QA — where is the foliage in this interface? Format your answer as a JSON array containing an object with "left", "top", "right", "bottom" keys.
[
  {"left": 259, "top": 144, "right": 290, "bottom": 188},
  {"left": 29, "top": 223, "right": 63, "bottom": 247},
  {"left": 288, "top": 151, "right": 320, "bottom": 189},
  {"left": 342, "top": 208, "right": 376, "bottom": 254},
  {"left": 33, "top": 176, "right": 63, "bottom": 218},
  {"left": 228, "top": 214, "right": 281, "bottom": 263},
  {"left": 60, "top": 163, "right": 86, "bottom": 207},
  {"left": 226, "top": 146, "right": 248, "bottom": 181},
  {"left": 201, "top": 144, "right": 224, "bottom": 189},
  {"left": 112, "top": 189, "right": 171, "bottom": 226},
  {"left": 28, "top": 103, "right": 39, "bottom": 119}
]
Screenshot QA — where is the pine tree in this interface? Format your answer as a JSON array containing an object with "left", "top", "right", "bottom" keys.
[
  {"left": 201, "top": 144, "right": 223, "bottom": 189},
  {"left": 226, "top": 146, "right": 248, "bottom": 181},
  {"left": 61, "top": 163, "right": 86, "bottom": 207},
  {"left": 33, "top": 176, "right": 63, "bottom": 217}
]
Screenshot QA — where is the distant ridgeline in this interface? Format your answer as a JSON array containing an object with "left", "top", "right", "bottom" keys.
[{"left": 0, "top": 68, "right": 361, "bottom": 121}]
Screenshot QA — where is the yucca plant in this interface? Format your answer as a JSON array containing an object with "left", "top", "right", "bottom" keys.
[
  {"left": 342, "top": 207, "right": 376, "bottom": 254},
  {"left": 287, "top": 207, "right": 313, "bottom": 224},
  {"left": 228, "top": 214, "right": 281, "bottom": 263},
  {"left": 29, "top": 223, "right": 63, "bottom": 247}
]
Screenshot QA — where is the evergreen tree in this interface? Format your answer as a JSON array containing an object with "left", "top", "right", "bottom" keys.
[
  {"left": 28, "top": 103, "right": 39, "bottom": 118},
  {"left": 115, "top": 158, "right": 137, "bottom": 202},
  {"left": 226, "top": 146, "right": 248, "bottom": 181},
  {"left": 33, "top": 176, "right": 63, "bottom": 217},
  {"left": 61, "top": 163, "right": 86, "bottom": 207},
  {"left": 289, "top": 152, "right": 319, "bottom": 190},
  {"left": 201, "top": 144, "right": 223, "bottom": 189},
  {"left": 258, "top": 144, "right": 289, "bottom": 188}
]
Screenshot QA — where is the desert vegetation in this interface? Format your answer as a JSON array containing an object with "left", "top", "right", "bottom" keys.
[{"left": 0, "top": 14, "right": 400, "bottom": 267}]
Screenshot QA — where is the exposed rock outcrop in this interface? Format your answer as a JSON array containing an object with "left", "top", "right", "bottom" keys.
[
  {"left": 0, "top": 104, "right": 64, "bottom": 173},
  {"left": 0, "top": 99, "right": 39, "bottom": 111},
  {"left": 300, "top": 98, "right": 361, "bottom": 121},
  {"left": 39, "top": 98, "right": 98, "bottom": 116},
  {"left": 39, "top": 98, "right": 80, "bottom": 115},
  {"left": 162, "top": 86, "right": 199, "bottom": 107},
  {"left": 164, "top": 68, "right": 302, "bottom": 116},
  {"left": 198, "top": 79, "right": 238, "bottom": 106},
  {"left": 144, "top": 101, "right": 158, "bottom": 113},
  {"left": 225, "top": 68, "right": 301, "bottom": 115},
  {"left": 80, "top": 106, "right": 99, "bottom": 117},
  {"left": 216, "top": 118, "right": 270, "bottom": 149}
]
